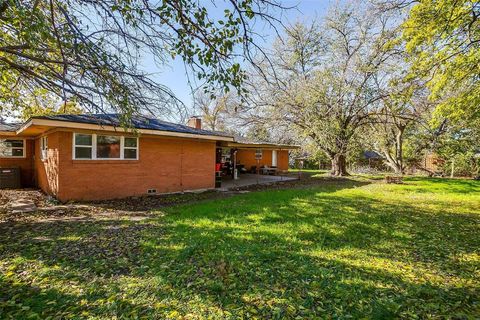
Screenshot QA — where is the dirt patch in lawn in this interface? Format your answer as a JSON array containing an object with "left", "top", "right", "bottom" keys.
[{"left": 0, "top": 189, "right": 48, "bottom": 208}]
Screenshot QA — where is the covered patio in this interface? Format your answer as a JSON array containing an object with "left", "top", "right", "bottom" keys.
[{"left": 214, "top": 139, "right": 300, "bottom": 190}]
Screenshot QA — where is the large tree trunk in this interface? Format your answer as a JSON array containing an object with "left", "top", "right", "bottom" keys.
[
  {"left": 383, "top": 152, "right": 404, "bottom": 174},
  {"left": 450, "top": 158, "right": 455, "bottom": 178},
  {"left": 379, "top": 125, "right": 406, "bottom": 175},
  {"left": 331, "top": 154, "right": 349, "bottom": 176},
  {"left": 394, "top": 128, "right": 404, "bottom": 174}
]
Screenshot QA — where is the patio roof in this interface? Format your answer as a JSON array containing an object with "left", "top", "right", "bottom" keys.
[
  {"left": 226, "top": 142, "right": 300, "bottom": 149},
  {"left": 221, "top": 136, "right": 300, "bottom": 150}
]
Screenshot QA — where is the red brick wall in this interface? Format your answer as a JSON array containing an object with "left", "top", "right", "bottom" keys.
[
  {"left": 236, "top": 149, "right": 289, "bottom": 171},
  {"left": 278, "top": 150, "right": 289, "bottom": 171},
  {"left": 39, "top": 131, "right": 216, "bottom": 201},
  {"left": 35, "top": 132, "right": 61, "bottom": 196},
  {"left": 0, "top": 137, "right": 35, "bottom": 187}
]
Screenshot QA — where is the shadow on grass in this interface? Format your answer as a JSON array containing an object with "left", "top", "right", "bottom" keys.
[
  {"left": 404, "top": 176, "right": 480, "bottom": 194},
  {"left": 88, "top": 174, "right": 366, "bottom": 212},
  {"left": 0, "top": 179, "right": 478, "bottom": 318},
  {"left": 0, "top": 273, "right": 156, "bottom": 319}
]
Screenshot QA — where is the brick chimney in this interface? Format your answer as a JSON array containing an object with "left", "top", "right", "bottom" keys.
[{"left": 187, "top": 116, "right": 202, "bottom": 129}]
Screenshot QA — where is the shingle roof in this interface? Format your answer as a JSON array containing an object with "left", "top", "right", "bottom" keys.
[
  {"left": 3, "top": 114, "right": 298, "bottom": 147},
  {"left": 363, "top": 150, "right": 384, "bottom": 159},
  {"left": 0, "top": 122, "right": 22, "bottom": 132},
  {"left": 32, "top": 114, "right": 233, "bottom": 137}
]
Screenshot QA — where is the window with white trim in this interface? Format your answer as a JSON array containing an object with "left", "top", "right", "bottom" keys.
[
  {"left": 73, "top": 133, "right": 138, "bottom": 160},
  {"left": 97, "top": 135, "right": 121, "bottom": 159},
  {"left": 74, "top": 133, "right": 93, "bottom": 159},
  {"left": 0, "top": 139, "right": 25, "bottom": 158},
  {"left": 123, "top": 137, "right": 138, "bottom": 159},
  {"left": 40, "top": 136, "right": 48, "bottom": 160}
]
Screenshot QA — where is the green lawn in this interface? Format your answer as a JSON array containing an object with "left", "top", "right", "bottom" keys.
[{"left": 1, "top": 177, "right": 479, "bottom": 319}]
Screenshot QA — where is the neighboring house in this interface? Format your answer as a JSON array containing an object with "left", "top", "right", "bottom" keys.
[
  {"left": 423, "top": 152, "right": 445, "bottom": 173},
  {"left": 352, "top": 151, "right": 387, "bottom": 171},
  {"left": 0, "top": 114, "right": 298, "bottom": 201},
  {"left": 362, "top": 151, "right": 385, "bottom": 168}
]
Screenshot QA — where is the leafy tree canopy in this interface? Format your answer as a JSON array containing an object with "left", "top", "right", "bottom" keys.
[
  {"left": 402, "top": 0, "right": 479, "bottom": 123},
  {"left": 244, "top": 4, "right": 402, "bottom": 176},
  {"left": 0, "top": 0, "right": 282, "bottom": 122}
]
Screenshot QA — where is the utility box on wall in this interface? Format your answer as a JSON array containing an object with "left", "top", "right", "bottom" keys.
[{"left": 0, "top": 167, "right": 21, "bottom": 189}]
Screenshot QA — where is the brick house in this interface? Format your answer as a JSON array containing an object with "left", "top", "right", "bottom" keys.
[{"left": 0, "top": 114, "right": 297, "bottom": 201}]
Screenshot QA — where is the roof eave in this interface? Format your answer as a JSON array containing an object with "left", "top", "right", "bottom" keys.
[
  {"left": 226, "top": 141, "right": 300, "bottom": 149},
  {"left": 17, "top": 118, "right": 234, "bottom": 141},
  {"left": 0, "top": 131, "right": 17, "bottom": 136}
]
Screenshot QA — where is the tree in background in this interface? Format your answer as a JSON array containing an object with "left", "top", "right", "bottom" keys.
[
  {"left": 0, "top": 0, "right": 284, "bottom": 122},
  {"left": 401, "top": 1, "right": 480, "bottom": 177},
  {"left": 435, "top": 117, "right": 480, "bottom": 177},
  {"left": 368, "top": 82, "right": 434, "bottom": 174},
  {"left": 402, "top": 0, "right": 479, "bottom": 123},
  {"left": 193, "top": 91, "right": 238, "bottom": 132},
  {"left": 245, "top": 4, "right": 401, "bottom": 176},
  {"left": 194, "top": 87, "right": 300, "bottom": 145},
  {"left": 20, "top": 99, "right": 83, "bottom": 120}
]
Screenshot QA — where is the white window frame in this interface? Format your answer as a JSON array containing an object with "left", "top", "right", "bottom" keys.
[
  {"left": 123, "top": 137, "right": 139, "bottom": 160},
  {"left": 96, "top": 134, "right": 122, "bottom": 160},
  {"left": 73, "top": 133, "right": 94, "bottom": 160},
  {"left": 272, "top": 150, "right": 278, "bottom": 167},
  {"left": 73, "top": 133, "right": 138, "bottom": 160},
  {"left": 0, "top": 138, "right": 26, "bottom": 158},
  {"left": 40, "top": 136, "right": 48, "bottom": 160}
]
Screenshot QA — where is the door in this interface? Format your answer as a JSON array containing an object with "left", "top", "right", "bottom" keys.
[{"left": 272, "top": 150, "right": 278, "bottom": 167}]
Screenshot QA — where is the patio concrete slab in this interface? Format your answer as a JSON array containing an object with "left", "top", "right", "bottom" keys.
[{"left": 220, "top": 173, "right": 298, "bottom": 190}]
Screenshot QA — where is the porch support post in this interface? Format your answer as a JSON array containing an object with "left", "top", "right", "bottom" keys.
[{"left": 233, "top": 149, "right": 238, "bottom": 181}]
